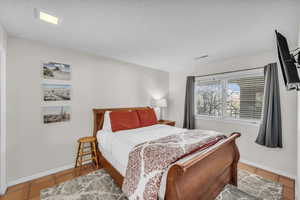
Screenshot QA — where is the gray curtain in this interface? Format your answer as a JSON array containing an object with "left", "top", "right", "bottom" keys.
[
  {"left": 183, "top": 76, "right": 195, "bottom": 129},
  {"left": 255, "top": 63, "right": 282, "bottom": 148}
]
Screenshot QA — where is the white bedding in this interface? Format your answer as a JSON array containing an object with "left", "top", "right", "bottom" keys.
[{"left": 97, "top": 124, "right": 185, "bottom": 176}]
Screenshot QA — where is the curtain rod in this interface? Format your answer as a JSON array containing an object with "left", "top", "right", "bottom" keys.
[{"left": 195, "top": 66, "right": 265, "bottom": 78}]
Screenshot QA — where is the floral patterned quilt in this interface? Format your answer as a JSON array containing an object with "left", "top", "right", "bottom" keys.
[{"left": 122, "top": 130, "right": 225, "bottom": 200}]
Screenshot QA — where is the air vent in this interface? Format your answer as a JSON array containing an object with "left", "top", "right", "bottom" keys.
[{"left": 194, "top": 55, "right": 209, "bottom": 60}]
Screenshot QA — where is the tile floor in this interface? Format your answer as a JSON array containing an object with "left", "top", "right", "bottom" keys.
[
  {"left": 0, "top": 162, "right": 295, "bottom": 200},
  {"left": 0, "top": 164, "right": 95, "bottom": 200}
]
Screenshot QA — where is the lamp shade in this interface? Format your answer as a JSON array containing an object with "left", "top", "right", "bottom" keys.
[{"left": 156, "top": 99, "right": 167, "bottom": 107}]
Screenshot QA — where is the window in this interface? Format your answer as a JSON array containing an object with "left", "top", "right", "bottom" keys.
[{"left": 195, "top": 69, "right": 265, "bottom": 123}]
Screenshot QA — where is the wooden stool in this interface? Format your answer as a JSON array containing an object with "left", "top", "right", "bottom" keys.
[{"left": 75, "top": 136, "right": 99, "bottom": 169}]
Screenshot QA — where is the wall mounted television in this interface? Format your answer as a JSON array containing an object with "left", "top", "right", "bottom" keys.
[{"left": 275, "top": 30, "right": 300, "bottom": 91}]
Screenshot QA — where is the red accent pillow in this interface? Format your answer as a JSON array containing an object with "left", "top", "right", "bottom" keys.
[
  {"left": 109, "top": 110, "right": 140, "bottom": 132},
  {"left": 137, "top": 108, "right": 158, "bottom": 127}
]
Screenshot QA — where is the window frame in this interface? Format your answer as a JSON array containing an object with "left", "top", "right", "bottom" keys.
[{"left": 194, "top": 69, "right": 264, "bottom": 125}]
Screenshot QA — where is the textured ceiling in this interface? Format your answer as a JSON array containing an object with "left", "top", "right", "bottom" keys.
[{"left": 0, "top": 0, "right": 299, "bottom": 71}]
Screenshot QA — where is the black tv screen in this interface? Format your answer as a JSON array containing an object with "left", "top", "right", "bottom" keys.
[{"left": 276, "top": 31, "right": 300, "bottom": 90}]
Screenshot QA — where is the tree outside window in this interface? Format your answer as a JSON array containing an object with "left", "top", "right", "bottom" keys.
[{"left": 195, "top": 71, "right": 264, "bottom": 122}]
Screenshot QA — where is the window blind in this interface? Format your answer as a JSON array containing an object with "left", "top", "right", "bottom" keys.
[{"left": 227, "top": 76, "right": 265, "bottom": 120}]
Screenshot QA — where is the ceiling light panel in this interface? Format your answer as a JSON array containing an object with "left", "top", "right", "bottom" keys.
[{"left": 34, "top": 9, "right": 60, "bottom": 25}]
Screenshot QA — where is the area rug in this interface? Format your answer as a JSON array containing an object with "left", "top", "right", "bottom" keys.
[
  {"left": 216, "top": 170, "right": 283, "bottom": 200},
  {"left": 235, "top": 170, "right": 282, "bottom": 200},
  {"left": 41, "top": 169, "right": 283, "bottom": 200},
  {"left": 216, "top": 184, "right": 260, "bottom": 200}
]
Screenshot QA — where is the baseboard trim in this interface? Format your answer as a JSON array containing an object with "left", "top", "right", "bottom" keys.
[
  {"left": 240, "top": 159, "right": 296, "bottom": 180},
  {"left": 7, "top": 163, "right": 74, "bottom": 187},
  {"left": 0, "top": 184, "right": 7, "bottom": 195}
]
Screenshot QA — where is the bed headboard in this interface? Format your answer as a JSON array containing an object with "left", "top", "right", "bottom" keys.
[{"left": 92, "top": 107, "right": 151, "bottom": 137}]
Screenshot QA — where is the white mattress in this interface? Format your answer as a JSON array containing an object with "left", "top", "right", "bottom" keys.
[{"left": 97, "top": 124, "right": 185, "bottom": 176}]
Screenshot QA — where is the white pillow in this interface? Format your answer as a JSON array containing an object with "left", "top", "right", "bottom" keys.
[{"left": 102, "top": 111, "right": 112, "bottom": 132}]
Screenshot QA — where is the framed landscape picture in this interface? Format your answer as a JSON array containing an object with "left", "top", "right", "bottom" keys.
[
  {"left": 43, "top": 106, "right": 71, "bottom": 124},
  {"left": 43, "top": 84, "right": 71, "bottom": 101},
  {"left": 43, "top": 62, "right": 71, "bottom": 80}
]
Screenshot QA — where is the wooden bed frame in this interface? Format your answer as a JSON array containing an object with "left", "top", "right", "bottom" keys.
[{"left": 93, "top": 107, "right": 241, "bottom": 200}]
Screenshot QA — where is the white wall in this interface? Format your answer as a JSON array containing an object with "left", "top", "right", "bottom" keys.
[
  {"left": 6, "top": 36, "right": 169, "bottom": 183},
  {"left": 0, "top": 23, "right": 7, "bottom": 194},
  {"left": 169, "top": 51, "right": 297, "bottom": 178}
]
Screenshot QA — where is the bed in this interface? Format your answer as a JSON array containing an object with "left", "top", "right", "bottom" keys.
[{"left": 93, "top": 107, "right": 240, "bottom": 200}]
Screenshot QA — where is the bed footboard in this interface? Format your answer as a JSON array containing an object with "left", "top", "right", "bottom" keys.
[{"left": 165, "top": 133, "right": 240, "bottom": 200}]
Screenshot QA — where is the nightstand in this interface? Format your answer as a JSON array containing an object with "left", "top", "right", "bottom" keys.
[{"left": 158, "top": 120, "right": 176, "bottom": 126}]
